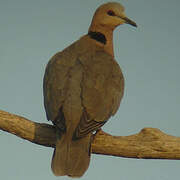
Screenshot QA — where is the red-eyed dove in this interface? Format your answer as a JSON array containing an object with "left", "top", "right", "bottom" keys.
[{"left": 43, "top": 2, "right": 137, "bottom": 177}]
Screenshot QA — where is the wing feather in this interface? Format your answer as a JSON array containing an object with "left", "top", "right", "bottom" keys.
[
  {"left": 44, "top": 38, "right": 124, "bottom": 139},
  {"left": 72, "top": 110, "right": 106, "bottom": 140},
  {"left": 73, "top": 51, "right": 124, "bottom": 139}
]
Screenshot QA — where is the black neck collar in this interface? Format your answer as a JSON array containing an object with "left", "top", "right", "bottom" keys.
[{"left": 88, "top": 31, "right": 107, "bottom": 44}]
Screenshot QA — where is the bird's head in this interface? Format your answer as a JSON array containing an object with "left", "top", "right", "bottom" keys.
[{"left": 89, "top": 2, "right": 137, "bottom": 31}]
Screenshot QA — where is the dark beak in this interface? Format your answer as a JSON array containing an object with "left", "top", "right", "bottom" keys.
[{"left": 121, "top": 17, "right": 137, "bottom": 27}]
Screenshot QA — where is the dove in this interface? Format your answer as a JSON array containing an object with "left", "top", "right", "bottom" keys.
[{"left": 43, "top": 2, "right": 137, "bottom": 177}]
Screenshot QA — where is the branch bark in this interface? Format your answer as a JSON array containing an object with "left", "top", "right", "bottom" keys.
[{"left": 1, "top": 109, "right": 180, "bottom": 159}]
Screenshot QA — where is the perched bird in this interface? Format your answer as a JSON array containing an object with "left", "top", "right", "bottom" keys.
[{"left": 43, "top": 2, "right": 137, "bottom": 177}]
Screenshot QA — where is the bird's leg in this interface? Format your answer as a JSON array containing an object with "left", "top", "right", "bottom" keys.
[{"left": 93, "top": 128, "right": 103, "bottom": 139}]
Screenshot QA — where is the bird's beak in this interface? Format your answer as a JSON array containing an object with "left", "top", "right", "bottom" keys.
[{"left": 121, "top": 16, "right": 137, "bottom": 27}]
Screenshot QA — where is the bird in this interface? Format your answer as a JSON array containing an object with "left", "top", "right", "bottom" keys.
[{"left": 43, "top": 2, "right": 137, "bottom": 178}]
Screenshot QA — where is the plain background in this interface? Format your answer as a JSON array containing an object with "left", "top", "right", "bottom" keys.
[{"left": 0, "top": 0, "right": 180, "bottom": 179}]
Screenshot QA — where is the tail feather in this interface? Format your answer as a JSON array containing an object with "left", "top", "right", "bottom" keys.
[{"left": 51, "top": 134, "right": 91, "bottom": 177}]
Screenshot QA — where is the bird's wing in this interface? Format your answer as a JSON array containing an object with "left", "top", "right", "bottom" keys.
[
  {"left": 73, "top": 51, "right": 124, "bottom": 139},
  {"left": 43, "top": 44, "right": 78, "bottom": 131},
  {"left": 44, "top": 42, "right": 124, "bottom": 139}
]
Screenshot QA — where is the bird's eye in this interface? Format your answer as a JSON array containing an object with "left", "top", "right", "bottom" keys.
[{"left": 107, "top": 10, "right": 116, "bottom": 16}]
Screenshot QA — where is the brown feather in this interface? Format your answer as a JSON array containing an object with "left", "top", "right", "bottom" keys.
[{"left": 43, "top": 35, "right": 124, "bottom": 177}]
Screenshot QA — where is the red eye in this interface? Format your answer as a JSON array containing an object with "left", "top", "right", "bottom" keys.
[{"left": 107, "top": 10, "right": 115, "bottom": 16}]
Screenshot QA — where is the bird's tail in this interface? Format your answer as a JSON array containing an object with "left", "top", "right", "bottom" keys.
[{"left": 51, "top": 134, "right": 91, "bottom": 177}]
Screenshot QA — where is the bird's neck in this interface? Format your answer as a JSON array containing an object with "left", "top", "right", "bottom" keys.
[{"left": 88, "top": 24, "right": 114, "bottom": 57}]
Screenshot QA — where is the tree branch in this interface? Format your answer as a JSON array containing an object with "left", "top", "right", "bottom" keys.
[{"left": 1, "top": 109, "right": 180, "bottom": 160}]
